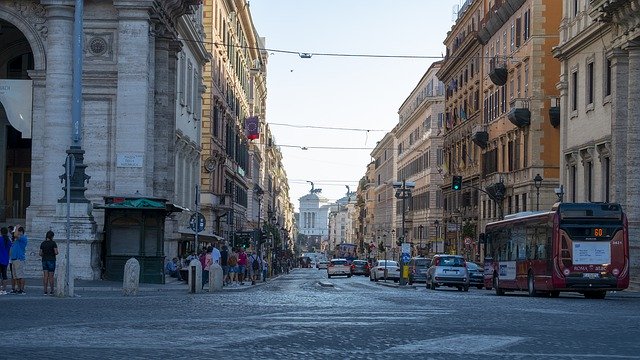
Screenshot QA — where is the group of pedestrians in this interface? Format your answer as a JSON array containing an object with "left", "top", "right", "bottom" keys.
[
  {"left": 167, "top": 243, "right": 270, "bottom": 289},
  {"left": 0, "top": 225, "right": 59, "bottom": 296}
]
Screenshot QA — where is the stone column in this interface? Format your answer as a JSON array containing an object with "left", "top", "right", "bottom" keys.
[
  {"left": 113, "top": 3, "right": 153, "bottom": 194},
  {"left": 608, "top": 48, "right": 628, "bottom": 205},
  {"left": 153, "top": 24, "right": 175, "bottom": 200},
  {"left": 626, "top": 42, "right": 640, "bottom": 270},
  {"left": 40, "top": 3, "right": 74, "bottom": 207}
]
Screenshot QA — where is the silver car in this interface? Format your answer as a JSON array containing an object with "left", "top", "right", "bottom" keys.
[{"left": 426, "top": 254, "right": 470, "bottom": 291}]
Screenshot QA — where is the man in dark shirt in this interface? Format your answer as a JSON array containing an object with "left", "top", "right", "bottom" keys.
[
  {"left": 39, "top": 230, "right": 58, "bottom": 295},
  {"left": 220, "top": 245, "right": 229, "bottom": 285}
]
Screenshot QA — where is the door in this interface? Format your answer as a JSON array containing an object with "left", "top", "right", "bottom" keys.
[{"left": 5, "top": 169, "right": 30, "bottom": 219}]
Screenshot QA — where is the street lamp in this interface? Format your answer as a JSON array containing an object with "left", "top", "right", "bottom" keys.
[
  {"left": 393, "top": 180, "right": 415, "bottom": 286},
  {"left": 534, "top": 173, "right": 543, "bottom": 211}
]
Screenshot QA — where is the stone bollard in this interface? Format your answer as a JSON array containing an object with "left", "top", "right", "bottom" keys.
[
  {"left": 188, "top": 259, "right": 202, "bottom": 293},
  {"left": 123, "top": 258, "right": 140, "bottom": 296},
  {"left": 209, "top": 263, "right": 223, "bottom": 292},
  {"left": 54, "top": 257, "right": 74, "bottom": 297}
]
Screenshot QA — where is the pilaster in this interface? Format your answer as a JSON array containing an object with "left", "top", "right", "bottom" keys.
[
  {"left": 113, "top": 4, "right": 152, "bottom": 195},
  {"left": 608, "top": 48, "right": 629, "bottom": 204},
  {"left": 625, "top": 42, "right": 640, "bottom": 269}
]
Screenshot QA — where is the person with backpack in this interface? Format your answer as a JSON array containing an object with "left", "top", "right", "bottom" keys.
[
  {"left": 227, "top": 248, "right": 239, "bottom": 286},
  {"left": 0, "top": 227, "right": 11, "bottom": 295},
  {"left": 248, "top": 251, "right": 260, "bottom": 285}
]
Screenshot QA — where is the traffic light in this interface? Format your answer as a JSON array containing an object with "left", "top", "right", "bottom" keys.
[{"left": 452, "top": 175, "right": 462, "bottom": 191}]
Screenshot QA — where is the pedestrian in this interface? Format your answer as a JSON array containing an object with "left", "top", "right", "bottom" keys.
[
  {"left": 202, "top": 246, "right": 213, "bottom": 289},
  {"left": 0, "top": 227, "right": 11, "bottom": 295},
  {"left": 7, "top": 225, "right": 16, "bottom": 293},
  {"left": 227, "top": 247, "right": 238, "bottom": 286},
  {"left": 10, "top": 226, "right": 28, "bottom": 295},
  {"left": 211, "top": 243, "right": 221, "bottom": 265},
  {"left": 39, "top": 230, "right": 58, "bottom": 295},
  {"left": 248, "top": 251, "right": 260, "bottom": 285},
  {"left": 220, "top": 245, "right": 229, "bottom": 285},
  {"left": 237, "top": 247, "right": 247, "bottom": 285},
  {"left": 165, "top": 257, "right": 182, "bottom": 280}
]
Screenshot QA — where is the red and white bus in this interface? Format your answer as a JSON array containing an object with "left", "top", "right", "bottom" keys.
[{"left": 483, "top": 202, "right": 629, "bottom": 299}]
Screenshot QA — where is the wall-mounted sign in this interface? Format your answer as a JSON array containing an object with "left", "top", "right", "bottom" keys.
[{"left": 116, "top": 153, "right": 143, "bottom": 168}]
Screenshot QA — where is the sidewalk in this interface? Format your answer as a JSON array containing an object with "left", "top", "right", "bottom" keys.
[{"left": 9, "top": 275, "right": 276, "bottom": 295}]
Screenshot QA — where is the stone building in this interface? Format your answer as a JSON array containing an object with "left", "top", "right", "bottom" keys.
[
  {"left": 200, "top": 0, "right": 292, "bottom": 251},
  {"left": 298, "top": 187, "right": 330, "bottom": 245},
  {"left": 553, "top": 0, "right": 640, "bottom": 271},
  {"left": 371, "top": 133, "right": 397, "bottom": 260},
  {"left": 395, "top": 61, "right": 445, "bottom": 257},
  {"left": 437, "top": 0, "right": 485, "bottom": 256},
  {"left": 0, "top": 0, "right": 206, "bottom": 279}
]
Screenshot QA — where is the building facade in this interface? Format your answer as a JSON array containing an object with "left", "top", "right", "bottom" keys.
[
  {"left": 395, "top": 61, "right": 445, "bottom": 257},
  {"left": 0, "top": 0, "right": 206, "bottom": 279},
  {"left": 554, "top": 0, "right": 640, "bottom": 272},
  {"left": 371, "top": 133, "right": 397, "bottom": 260}
]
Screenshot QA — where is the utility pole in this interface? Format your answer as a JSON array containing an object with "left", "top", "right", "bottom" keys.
[{"left": 393, "top": 180, "right": 415, "bottom": 286}]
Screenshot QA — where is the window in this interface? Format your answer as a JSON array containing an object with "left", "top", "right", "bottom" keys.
[
  {"left": 179, "top": 54, "right": 186, "bottom": 105},
  {"left": 515, "top": 17, "right": 522, "bottom": 47},
  {"left": 605, "top": 59, "right": 612, "bottom": 97},
  {"left": 571, "top": 70, "right": 578, "bottom": 111},
  {"left": 524, "top": 63, "right": 529, "bottom": 97},
  {"left": 571, "top": 165, "right": 577, "bottom": 202},
  {"left": 523, "top": 132, "right": 529, "bottom": 168},
  {"left": 522, "top": 193, "right": 527, "bottom": 212},
  {"left": 587, "top": 61, "right": 594, "bottom": 105},
  {"left": 604, "top": 157, "right": 610, "bottom": 202},
  {"left": 510, "top": 22, "right": 515, "bottom": 52},
  {"left": 523, "top": 9, "right": 531, "bottom": 41},
  {"left": 186, "top": 60, "right": 193, "bottom": 113},
  {"left": 573, "top": 0, "right": 579, "bottom": 17},
  {"left": 585, "top": 161, "right": 593, "bottom": 202}
]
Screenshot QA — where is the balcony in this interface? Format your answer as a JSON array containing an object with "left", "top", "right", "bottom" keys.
[
  {"left": 471, "top": 125, "right": 488, "bottom": 149},
  {"left": 489, "top": 56, "right": 508, "bottom": 86},
  {"left": 477, "top": 0, "right": 526, "bottom": 45},
  {"left": 507, "top": 98, "right": 530, "bottom": 128}
]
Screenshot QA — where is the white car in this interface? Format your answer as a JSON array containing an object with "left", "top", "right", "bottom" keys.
[
  {"left": 317, "top": 260, "right": 329, "bottom": 269},
  {"left": 369, "top": 260, "right": 400, "bottom": 282},
  {"left": 327, "top": 259, "right": 352, "bottom": 278}
]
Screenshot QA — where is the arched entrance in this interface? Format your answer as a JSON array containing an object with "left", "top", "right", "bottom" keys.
[{"left": 0, "top": 18, "right": 34, "bottom": 222}]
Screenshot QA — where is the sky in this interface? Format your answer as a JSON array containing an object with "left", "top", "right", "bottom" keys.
[{"left": 249, "top": 0, "right": 462, "bottom": 211}]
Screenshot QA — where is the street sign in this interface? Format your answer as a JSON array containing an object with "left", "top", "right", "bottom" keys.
[
  {"left": 189, "top": 212, "right": 206, "bottom": 233},
  {"left": 401, "top": 242, "right": 411, "bottom": 254},
  {"left": 447, "top": 223, "right": 460, "bottom": 232},
  {"left": 402, "top": 253, "right": 410, "bottom": 263},
  {"left": 464, "top": 237, "right": 473, "bottom": 245}
]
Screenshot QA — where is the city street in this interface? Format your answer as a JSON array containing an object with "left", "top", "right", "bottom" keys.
[{"left": 1, "top": 268, "right": 639, "bottom": 359}]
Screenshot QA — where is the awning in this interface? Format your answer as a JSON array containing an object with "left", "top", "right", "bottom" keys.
[
  {"left": 94, "top": 196, "right": 184, "bottom": 214},
  {"left": 178, "top": 227, "right": 224, "bottom": 241},
  {"left": 0, "top": 80, "right": 33, "bottom": 138}
]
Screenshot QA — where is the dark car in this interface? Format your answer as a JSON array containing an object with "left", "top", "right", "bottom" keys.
[
  {"left": 408, "top": 257, "right": 431, "bottom": 284},
  {"left": 466, "top": 261, "right": 484, "bottom": 289},
  {"left": 350, "top": 260, "right": 370, "bottom": 276}
]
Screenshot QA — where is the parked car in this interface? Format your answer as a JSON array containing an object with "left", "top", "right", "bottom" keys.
[
  {"left": 426, "top": 254, "right": 470, "bottom": 291},
  {"left": 466, "top": 261, "right": 484, "bottom": 289},
  {"left": 317, "top": 260, "right": 329, "bottom": 270},
  {"left": 327, "top": 258, "right": 352, "bottom": 278},
  {"left": 408, "top": 257, "right": 431, "bottom": 284},
  {"left": 350, "top": 260, "right": 370, "bottom": 276},
  {"left": 369, "top": 260, "right": 400, "bottom": 282}
]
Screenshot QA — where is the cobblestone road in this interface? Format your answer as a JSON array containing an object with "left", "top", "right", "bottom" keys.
[{"left": 1, "top": 268, "right": 639, "bottom": 359}]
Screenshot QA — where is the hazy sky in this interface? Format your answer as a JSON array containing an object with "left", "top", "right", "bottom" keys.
[{"left": 249, "top": 0, "right": 462, "bottom": 210}]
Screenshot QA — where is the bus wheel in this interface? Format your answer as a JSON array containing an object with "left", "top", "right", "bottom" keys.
[
  {"left": 527, "top": 273, "right": 536, "bottom": 297},
  {"left": 494, "top": 275, "right": 504, "bottom": 296}
]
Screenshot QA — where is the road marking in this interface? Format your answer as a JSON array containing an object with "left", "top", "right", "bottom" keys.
[{"left": 386, "top": 335, "right": 525, "bottom": 354}]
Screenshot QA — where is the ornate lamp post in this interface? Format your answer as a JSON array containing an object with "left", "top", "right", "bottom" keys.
[
  {"left": 534, "top": 173, "right": 543, "bottom": 211},
  {"left": 434, "top": 220, "right": 440, "bottom": 253}
]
